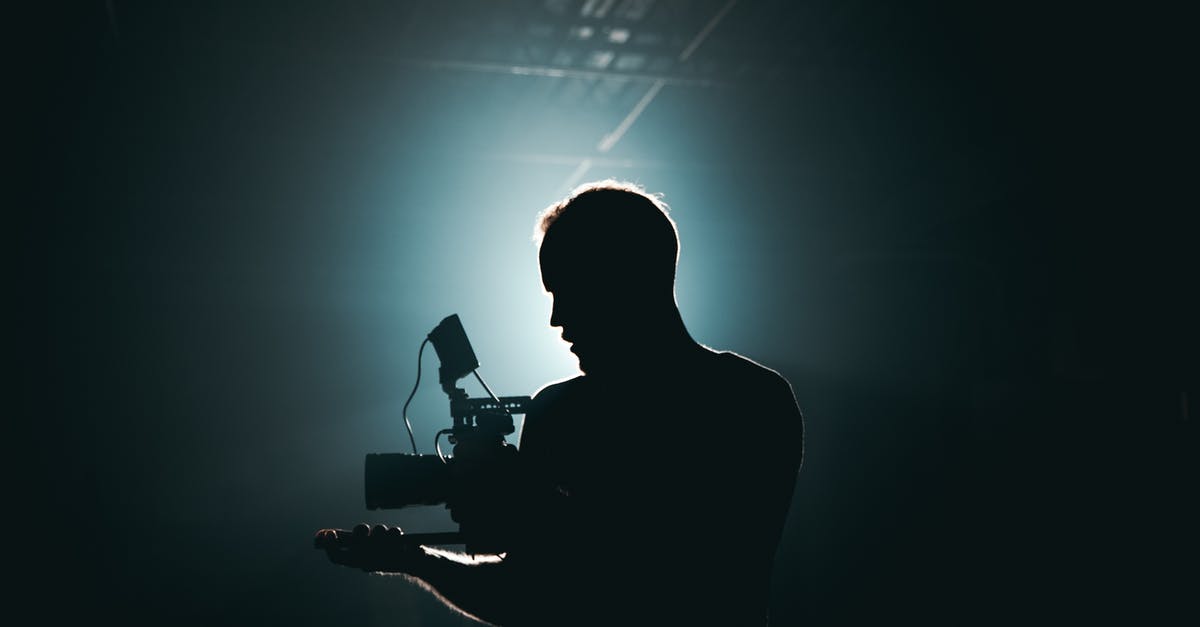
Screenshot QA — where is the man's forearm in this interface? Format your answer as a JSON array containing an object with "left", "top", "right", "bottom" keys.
[{"left": 387, "top": 547, "right": 521, "bottom": 626}]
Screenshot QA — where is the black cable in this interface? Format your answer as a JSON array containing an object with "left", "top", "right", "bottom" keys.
[{"left": 401, "top": 337, "right": 429, "bottom": 454}]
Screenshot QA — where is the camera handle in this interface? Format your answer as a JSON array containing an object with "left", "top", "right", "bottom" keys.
[
  {"left": 448, "top": 390, "right": 530, "bottom": 421},
  {"left": 314, "top": 528, "right": 508, "bottom": 556},
  {"left": 313, "top": 529, "right": 467, "bottom": 553}
]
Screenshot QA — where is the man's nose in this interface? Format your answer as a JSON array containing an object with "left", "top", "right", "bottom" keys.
[{"left": 549, "top": 298, "right": 563, "bottom": 328}]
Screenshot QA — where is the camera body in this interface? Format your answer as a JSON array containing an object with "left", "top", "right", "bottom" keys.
[
  {"left": 357, "top": 314, "right": 531, "bottom": 552},
  {"left": 364, "top": 393, "right": 528, "bottom": 510}
]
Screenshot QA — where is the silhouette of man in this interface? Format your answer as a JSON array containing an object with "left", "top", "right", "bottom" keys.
[{"left": 319, "top": 181, "right": 804, "bottom": 625}]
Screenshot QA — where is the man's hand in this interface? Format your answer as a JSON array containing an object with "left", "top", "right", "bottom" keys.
[{"left": 314, "top": 524, "right": 423, "bottom": 573}]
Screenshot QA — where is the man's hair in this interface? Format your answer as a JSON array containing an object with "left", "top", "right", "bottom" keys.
[{"left": 535, "top": 180, "right": 679, "bottom": 293}]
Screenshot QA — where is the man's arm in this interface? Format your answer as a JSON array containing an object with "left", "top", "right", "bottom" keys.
[
  {"left": 316, "top": 388, "right": 571, "bottom": 625},
  {"left": 390, "top": 546, "right": 520, "bottom": 626},
  {"left": 316, "top": 525, "right": 527, "bottom": 626}
]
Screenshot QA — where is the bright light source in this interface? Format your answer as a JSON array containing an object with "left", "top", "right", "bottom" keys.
[{"left": 608, "top": 28, "right": 631, "bottom": 44}]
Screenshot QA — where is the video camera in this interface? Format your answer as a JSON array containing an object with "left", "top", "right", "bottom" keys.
[{"left": 323, "top": 314, "right": 530, "bottom": 553}]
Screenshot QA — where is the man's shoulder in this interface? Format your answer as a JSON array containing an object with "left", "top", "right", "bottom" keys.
[
  {"left": 525, "top": 348, "right": 798, "bottom": 410},
  {"left": 528, "top": 375, "right": 586, "bottom": 412},
  {"left": 705, "top": 348, "right": 795, "bottom": 395},
  {"left": 708, "top": 349, "right": 804, "bottom": 466}
]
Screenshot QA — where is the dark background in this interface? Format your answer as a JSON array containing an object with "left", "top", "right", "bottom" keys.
[{"left": 17, "top": 1, "right": 1195, "bottom": 625}]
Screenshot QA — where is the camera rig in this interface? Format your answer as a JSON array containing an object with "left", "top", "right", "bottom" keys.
[{"left": 331, "top": 314, "right": 531, "bottom": 552}]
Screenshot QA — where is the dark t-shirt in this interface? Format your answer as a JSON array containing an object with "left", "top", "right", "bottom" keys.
[{"left": 506, "top": 346, "right": 804, "bottom": 625}]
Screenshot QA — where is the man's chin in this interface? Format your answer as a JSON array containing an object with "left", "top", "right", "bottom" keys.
[
  {"left": 573, "top": 352, "right": 599, "bottom": 375},
  {"left": 574, "top": 352, "right": 620, "bottom": 377}
]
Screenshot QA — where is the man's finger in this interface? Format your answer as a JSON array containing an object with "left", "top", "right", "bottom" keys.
[{"left": 314, "top": 528, "right": 342, "bottom": 549}]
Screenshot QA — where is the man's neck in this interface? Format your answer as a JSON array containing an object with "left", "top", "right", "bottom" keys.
[{"left": 588, "top": 312, "right": 706, "bottom": 382}]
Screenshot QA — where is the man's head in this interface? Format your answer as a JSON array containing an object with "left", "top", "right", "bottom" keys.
[{"left": 535, "top": 180, "right": 682, "bottom": 374}]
